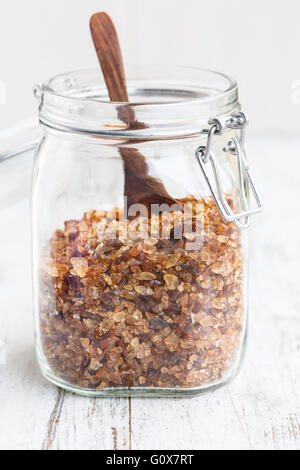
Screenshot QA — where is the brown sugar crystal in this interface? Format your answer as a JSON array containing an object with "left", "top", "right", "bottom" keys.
[{"left": 39, "top": 196, "right": 244, "bottom": 390}]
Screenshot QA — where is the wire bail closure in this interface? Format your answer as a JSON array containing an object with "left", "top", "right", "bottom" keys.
[{"left": 195, "top": 112, "right": 262, "bottom": 229}]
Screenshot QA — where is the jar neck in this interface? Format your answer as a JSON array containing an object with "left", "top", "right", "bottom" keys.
[{"left": 37, "top": 66, "right": 240, "bottom": 139}]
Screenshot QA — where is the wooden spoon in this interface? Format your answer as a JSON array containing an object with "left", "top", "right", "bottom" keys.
[{"left": 90, "top": 12, "right": 179, "bottom": 215}]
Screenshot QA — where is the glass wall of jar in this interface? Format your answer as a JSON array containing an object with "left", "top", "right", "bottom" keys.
[{"left": 32, "top": 66, "right": 260, "bottom": 397}]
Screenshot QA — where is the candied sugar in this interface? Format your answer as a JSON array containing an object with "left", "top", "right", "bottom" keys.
[
  {"left": 164, "top": 332, "right": 180, "bottom": 352},
  {"left": 163, "top": 274, "right": 179, "bottom": 290},
  {"left": 180, "top": 339, "right": 194, "bottom": 349},
  {"left": 211, "top": 261, "right": 233, "bottom": 276},
  {"left": 132, "top": 309, "right": 143, "bottom": 321},
  {"left": 80, "top": 337, "right": 90, "bottom": 348},
  {"left": 134, "top": 286, "right": 154, "bottom": 296},
  {"left": 129, "top": 244, "right": 142, "bottom": 257},
  {"left": 45, "top": 264, "right": 59, "bottom": 278},
  {"left": 89, "top": 358, "right": 101, "bottom": 371},
  {"left": 39, "top": 195, "right": 244, "bottom": 390},
  {"left": 211, "top": 298, "right": 227, "bottom": 310},
  {"left": 201, "top": 278, "right": 211, "bottom": 289},
  {"left": 70, "top": 257, "right": 88, "bottom": 277},
  {"left": 131, "top": 337, "right": 139, "bottom": 348},
  {"left": 217, "top": 235, "right": 229, "bottom": 243},
  {"left": 165, "top": 252, "right": 182, "bottom": 268},
  {"left": 133, "top": 272, "right": 157, "bottom": 281}
]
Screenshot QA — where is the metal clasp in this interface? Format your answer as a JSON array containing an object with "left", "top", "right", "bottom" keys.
[{"left": 195, "top": 112, "right": 263, "bottom": 229}]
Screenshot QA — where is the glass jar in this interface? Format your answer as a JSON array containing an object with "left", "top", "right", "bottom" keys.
[{"left": 32, "top": 65, "right": 262, "bottom": 397}]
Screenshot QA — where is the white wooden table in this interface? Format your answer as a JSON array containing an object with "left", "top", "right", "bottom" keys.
[{"left": 1, "top": 133, "right": 300, "bottom": 450}]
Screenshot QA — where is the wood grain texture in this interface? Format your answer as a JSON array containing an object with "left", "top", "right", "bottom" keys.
[
  {"left": 42, "top": 392, "right": 129, "bottom": 450},
  {"left": 90, "top": 12, "right": 128, "bottom": 103},
  {"left": 0, "top": 134, "right": 299, "bottom": 450}
]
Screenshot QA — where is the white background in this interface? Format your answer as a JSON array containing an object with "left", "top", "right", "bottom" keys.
[{"left": 0, "top": 0, "right": 300, "bottom": 132}]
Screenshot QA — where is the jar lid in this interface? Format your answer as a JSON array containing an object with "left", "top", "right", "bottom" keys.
[{"left": 37, "top": 65, "right": 239, "bottom": 139}]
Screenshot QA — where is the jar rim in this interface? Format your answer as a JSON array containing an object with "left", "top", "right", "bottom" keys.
[{"left": 38, "top": 65, "right": 239, "bottom": 138}]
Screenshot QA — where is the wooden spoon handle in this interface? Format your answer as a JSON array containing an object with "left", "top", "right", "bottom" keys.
[
  {"left": 90, "top": 12, "right": 179, "bottom": 213},
  {"left": 90, "top": 12, "right": 136, "bottom": 126},
  {"left": 90, "top": 12, "right": 129, "bottom": 103}
]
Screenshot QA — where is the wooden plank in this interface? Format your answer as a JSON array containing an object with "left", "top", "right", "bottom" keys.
[{"left": 42, "top": 393, "right": 129, "bottom": 450}]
